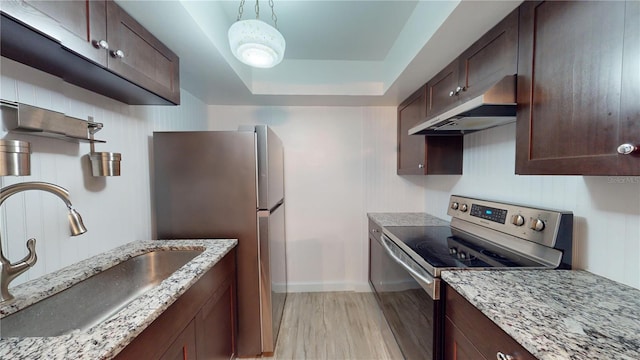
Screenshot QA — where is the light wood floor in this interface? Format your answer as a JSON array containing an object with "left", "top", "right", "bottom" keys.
[{"left": 243, "top": 292, "right": 403, "bottom": 360}]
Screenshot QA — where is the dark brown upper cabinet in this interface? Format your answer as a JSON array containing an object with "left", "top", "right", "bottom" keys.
[
  {"left": 397, "top": 86, "right": 463, "bottom": 175},
  {"left": 516, "top": 1, "right": 640, "bottom": 175},
  {"left": 106, "top": 1, "right": 180, "bottom": 105},
  {"left": 24, "top": 0, "right": 109, "bottom": 66},
  {"left": 426, "top": 60, "right": 460, "bottom": 119},
  {"left": 1, "top": 0, "right": 180, "bottom": 105},
  {"left": 426, "top": 9, "right": 518, "bottom": 119}
]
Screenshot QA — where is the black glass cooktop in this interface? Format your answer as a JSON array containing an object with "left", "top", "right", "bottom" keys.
[{"left": 384, "top": 226, "right": 543, "bottom": 269}]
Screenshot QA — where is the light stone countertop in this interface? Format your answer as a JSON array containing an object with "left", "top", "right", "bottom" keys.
[
  {"left": 367, "top": 212, "right": 450, "bottom": 227},
  {"left": 0, "top": 239, "right": 237, "bottom": 360},
  {"left": 442, "top": 270, "right": 640, "bottom": 360}
]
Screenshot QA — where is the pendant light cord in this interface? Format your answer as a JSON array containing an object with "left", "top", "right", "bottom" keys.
[
  {"left": 269, "top": 0, "right": 278, "bottom": 29},
  {"left": 236, "top": 0, "right": 245, "bottom": 21},
  {"left": 235, "top": 0, "right": 279, "bottom": 29}
]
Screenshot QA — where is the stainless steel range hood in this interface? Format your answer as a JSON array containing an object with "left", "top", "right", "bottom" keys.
[{"left": 409, "top": 75, "right": 517, "bottom": 135}]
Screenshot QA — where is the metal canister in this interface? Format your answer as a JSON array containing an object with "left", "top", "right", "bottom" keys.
[
  {"left": 89, "top": 152, "right": 121, "bottom": 176},
  {"left": 0, "top": 140, "right": 31, "bottom": 176}
]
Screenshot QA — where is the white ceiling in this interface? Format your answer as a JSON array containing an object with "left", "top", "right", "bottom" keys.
[{"left": 115, "top": 0, "right": 522, "bottom": 106}]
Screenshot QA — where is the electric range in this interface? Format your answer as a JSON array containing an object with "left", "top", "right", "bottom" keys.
[
  {"left": 368, "top": 195, "right": 573, "bottom": 360},
  {"left": 382, "top": 195, "right": 573, "bottom": 279}
]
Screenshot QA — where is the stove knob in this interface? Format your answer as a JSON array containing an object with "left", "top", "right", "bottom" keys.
[
  {"left": 451, "top": 202, "right": 459, "bottom": 210},
  {"left": 511, "top": 215, "right": 525, "bottom": 226},
  {"left": 449, "top": 247, "right": 458, "bottom": 255},
  {"left": 460, "top": 204, "right": 468, "bottom": 212},
  {"left": 458, "top": 251, "right": 467, "bottom": 260},
  {"left": 530, "top": 218, "right": 545, "bottom": 232}
]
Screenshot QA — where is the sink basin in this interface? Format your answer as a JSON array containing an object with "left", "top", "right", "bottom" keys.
[{"left": 1, "top": 249, "right": 202, "bottom": 338}]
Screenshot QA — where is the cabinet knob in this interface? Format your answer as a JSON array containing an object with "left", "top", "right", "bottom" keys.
[
  {"left": 617, "top": 143, "right": 638, "bottom": 155},
  {"left": 418, "top": 163, "right": 424, "bottom": 169},
  {"left": 92, "top": 39, "right": 109, "bottom": 50},
  {"left": 111, "top": 49, "right": 125, "bottom": 59},
  {"left": 496, "top": 352, "right": 514, "bottom": 360},
  {"left": 449, "top": 90, "right": 456, "bottom": 97},
  {"left": 455, "top": 86, "right": 466, "bottom": 95}
]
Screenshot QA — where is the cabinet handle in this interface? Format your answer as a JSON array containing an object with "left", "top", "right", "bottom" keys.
[
  {"left": 92, "top": 39, "right": 109, "bottom": 50},
  {"left": 449, "top": 86, "right": 466, "bottom": 97},
  {"left": 110, "top": 49, "right": 125, "bottom": 59},
  {"left": 496, "top": 352, "right": 514, "bottom": 360},
  {"left": 617, "top": 143, "right": 638, "bottom": 155},
  {"left": 418, "top": 163, "right": 424, "bottom": 169}
]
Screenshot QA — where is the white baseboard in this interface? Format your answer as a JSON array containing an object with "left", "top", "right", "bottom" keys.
[{"left": 285, "top": 282, "right": 372, "bottom": 293}]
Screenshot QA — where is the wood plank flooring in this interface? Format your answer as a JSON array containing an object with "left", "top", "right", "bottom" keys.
[{"left": 243, "top": 292, "right": 403, "bottom": 360}]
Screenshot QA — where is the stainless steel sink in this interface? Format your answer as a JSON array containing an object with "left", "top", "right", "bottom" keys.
[{"left": 0, "top": 249, "right": 202, "bottom": 338}]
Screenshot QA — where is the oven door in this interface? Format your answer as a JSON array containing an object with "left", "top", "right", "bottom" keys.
[{"left": 369, "top": 233, "right": 442, "bottom": 360}]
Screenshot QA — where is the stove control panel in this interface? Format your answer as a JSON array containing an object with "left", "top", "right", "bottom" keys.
[
  {"left": 447, "top": 195, "right": 573, "bottom": 248},
  {"left": 470, "top": 204, "right": 508, "bottom": 224}
]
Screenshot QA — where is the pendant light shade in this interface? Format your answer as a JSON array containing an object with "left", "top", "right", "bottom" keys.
[{"left": 229, "top": 19, "right": 285, "bottom": 68}]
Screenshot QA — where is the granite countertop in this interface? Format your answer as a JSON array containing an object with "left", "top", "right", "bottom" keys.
[
  {"left": 442, "top": 270, "right": 640, "bottom": 360},
  {"left": 0, "top": 239, "right": 237, "bottom": 360},
  {"left": 367, "top": 212, "right": 449, "bottom": 227}
]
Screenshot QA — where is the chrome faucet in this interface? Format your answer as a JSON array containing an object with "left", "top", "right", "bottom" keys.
[{"left": 0, "top": 182, "right": 87, "bottom": 304}]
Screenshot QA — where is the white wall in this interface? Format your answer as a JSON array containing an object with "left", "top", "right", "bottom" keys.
[
  {"left": 423, "top": 123, "right": 640, "bottom": 289},
  {"left": 0, "top": 58, "right": 209, "bottom": 286},
  {"left": 208, "top": 105, "right": 426, "bottom": 292}
]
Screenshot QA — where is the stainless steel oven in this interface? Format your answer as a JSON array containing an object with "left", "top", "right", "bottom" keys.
[
  {"left": 369, "top": 195, "right": 573, "bottom": 360},
  {"left": 369, "top": 229, "right": 442, "bottom": 360}
]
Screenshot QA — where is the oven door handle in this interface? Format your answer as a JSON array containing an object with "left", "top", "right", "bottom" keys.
[{"left": 380, "top": 234, "right": 440, "bottom": 300}]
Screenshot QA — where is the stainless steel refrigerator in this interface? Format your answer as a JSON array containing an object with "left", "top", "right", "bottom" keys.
[{"left": 152, "top": 126, "right": 287, "bottom": 357}]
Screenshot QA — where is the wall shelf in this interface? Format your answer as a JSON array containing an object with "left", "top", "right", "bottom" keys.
[{"left": 0, "top": 100, "right": 105, "bottom": 143}]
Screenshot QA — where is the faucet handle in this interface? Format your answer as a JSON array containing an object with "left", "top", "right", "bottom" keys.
[
  {"left": 0, "top": 238, "right": 37, "bottom": 304},
  {"left": 22, "top": 238, "right": 37, "bottom": 268}
]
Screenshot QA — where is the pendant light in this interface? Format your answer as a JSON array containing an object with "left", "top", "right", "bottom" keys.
[{"left": 228, "top": 0, "right": 286, "bottom": 68}]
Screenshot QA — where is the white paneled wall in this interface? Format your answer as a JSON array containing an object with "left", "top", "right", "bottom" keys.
[
  {"left": 2, "top": 56, "right": 637, "bottom": 292},
  {"left": 423, "top": 123, "right": 640, "bottom": 289},
  {"left": 0, "top": 58, "right": 209, "bottom": 286},
  {"left": 207, "top": 105, "right": 426, "bottom": 292}
]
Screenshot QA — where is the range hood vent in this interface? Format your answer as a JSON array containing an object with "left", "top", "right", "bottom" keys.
[{"left": 409, "top": 75, "right": 517, "bottom": 135}]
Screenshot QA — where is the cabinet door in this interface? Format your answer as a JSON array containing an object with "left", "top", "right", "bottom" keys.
[
  {"left": 22, "top": 0, "right": 108, "bottom": 65},
  {"left": 426, "top": 61, "right": 460, "bottom": 118},
  {"left": 444, "top": 286, "right": 537, "bottom": 360},
  {"left": 106, "top": 0, "right": 180, "bottom": 104},
  {"left": 458, "top": 8, "right": 518, "bottom": 101},
  {"left": 397, "top": 86, "right": 464, "bottom": 175},
  {"left": 196, "top": 276, "right": 237, "bottom": 360},
  {"left": 516, "top": 1, "right": 640, "bottom": 175},
  {"left": 398, "top": 86, "right": 428, "bottom": 174},
  {"left": 444, "top": 318, "right": 487, "bottom": 360},
  {"left": 160, "top": 320, "right": 197, "bottom": 360}
]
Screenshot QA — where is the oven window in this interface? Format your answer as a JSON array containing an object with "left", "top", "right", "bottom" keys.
[{"left": 369, "top": 234, "right": 442, "bottom": 360}]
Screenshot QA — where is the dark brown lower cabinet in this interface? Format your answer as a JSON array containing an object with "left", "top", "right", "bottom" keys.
[
  {"left": 115, "top": 249, "right": 237, "bottom": 360},
  {"left": 161, "top": 320, "right": 197, "bottom": 360},
  {"left": 195, "top": 277, "right": 236, "bottom": 360},
  {"left": 444, "top": 284, "right": 536, "bottom": 360}
]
